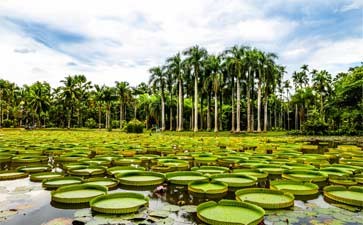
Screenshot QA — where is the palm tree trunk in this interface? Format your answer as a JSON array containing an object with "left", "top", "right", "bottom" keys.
[
  {"left": 194, "top": 75, "right": 198, "bottom": 132},
  {"left": 98, "top": 105, "right": 102, "bottom": 129},
  {"left": 236, "top": 79, "right": 241, "bottom": 132},
  {"left": 207, "top": 94, "right": 211, "bottom": 131},
  {"left": 161, "top": 95, "right": 165, "bottom": 131},
  {"left": 295, "top": 104, "right": 298, "bottom": 130},
  {"left": 176, "top": 97, "right": 179, "bottom": 130},
  {"left": 200, "top": 94, "right": 203, "bottom": 130},
  {"left": 247, "top": 85, "right": 251, "bottom": 132},
  {"left": 251, "top": 100, "right": 255, "bottom": 131},
  {"left": 287, "top": 104, "right": 290, "bottom": 130},
  {"left": 214, "top": 91, "right": 218, "bottom": 132},
  {"left": 178, "top": 79, "right": 183, "bottom": 131},
  {"left": 263, "top": 93, "right": 268, "bottom": 132},
  {"left": 119, "top": 102, "right": 123, "bottom": 129},
  {"left": 257, "top": 80, "right": 262, "bottom": 132},
  {"left": 231, "top": 83, "right": 235, "bottom": 132}
]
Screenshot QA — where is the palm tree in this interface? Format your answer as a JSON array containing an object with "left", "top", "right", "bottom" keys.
[
  {"left": 28, "top": 81, "right": 51, "bottom": 127},
  {"left": 60, "top": 75, "right": 77, "bottom": 128},
  {"left": 204, "top": 54, "right": 223, "bottom": 132},
  {"left": 166, "top": 53, "right": 183, "bottom": 131},
  {"left": 93, "top": 84, "right": 105, "bottom": 129},
  {"left": 102, "top": 86, "right": 116, "bottom": 129},
  {"left": 115, "top": 81, "right": 130, "bottom": 128},
  {"left": 312, "top": 70, "right": 332, "bottom": 120},
  {"left": 183, "top": 45, "right": 207, "bottom": 132},
  {"left": 283, "top": 79, "right": 292, "bottom": 130},
  {"left": 225, "top": 45, "right": 249, "bottom": 132},
  {"left": 149, "top": 66, "right": 167, "bottom": 131}
]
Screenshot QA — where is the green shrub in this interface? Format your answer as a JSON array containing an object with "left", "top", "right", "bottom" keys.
[
  {"left": 111, "top": 120, "right": 120, "bottom": 129},
  {"left": 125, "top": 119, "right": 144, "bottom": 133},
  {"left": 2, "top": 119, "right": 14, "bottom": 128},
  {"left": 85, "top": 118, "right": 97, "bottom": 128}
]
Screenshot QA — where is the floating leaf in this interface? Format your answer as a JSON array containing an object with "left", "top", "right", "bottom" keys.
[
  {"left": 149, "top": 210, "right": 170, "bottom": 218},
  {"left": 41, "top": 217, "right": 73, "bottom": 225},
  {"left": 162, "top": 205, "right": 180, "bottom": 212}
]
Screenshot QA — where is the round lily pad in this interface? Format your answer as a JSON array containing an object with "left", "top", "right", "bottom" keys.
[
  {"left": 270, "top": 180, "right": 319, "bottom": 196},
  {"left": 188, "top": 180, "right": 228, "bottom": 196},
  {"left": 51, "top": 184, "right": 107, "bottom": 204},
  {"left": 83, "top": 178, "right": 119, "bottom": 190},
  {"left": 323, "top": 185, "right": 363, "bottom": 207},
  {"left": 254, "top": 164, "right": 288, "bottom": 175},
  {"left": 232, "top": 169, "right": 268, "bottom": 180},
  {"left": 191, "top": 166, "right": 229, "bottom": 175},
  {"left": 211, "top": 174, "right": 257, "bottom": 188},
  {"left": 42, "top": 176, "right": 83, "bottom": 189},
  {"left": 30, "top": 172, "right": 63, "bottom": 182},
  {"left": 16, "top": 165, "right": 51, "bottom": 173},
  {"left": 90, "top": 192, "right": 148, "bottom": 214},
  {"left": 166, "top": 171, "right": 208, "bottom": 185},
  {"left": 235, "top": 188, "right": 294, "bottom": 209},
  {"left": 0, "top": 170, "right": 28, "bottom": 180},
  {"left": 116, "top": 171, "right": 165, "bottom": 186},
  {"left": 68, "top": 166, "right": 106, "bottom": 176},
  {"left": 197, "top": 200, "right": 265, "bottom": 225},
  {"left": 107, "top": 166, "right": 145, "bottom": 176},
  {"left": 282, "top": 170, "right": 327, "bottom": 182}
]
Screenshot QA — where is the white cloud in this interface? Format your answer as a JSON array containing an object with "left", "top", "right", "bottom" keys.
[
  {"left": 341, "top": 0, "right": 363, "bottom": 11},
  {"left": 0, "top": 0, "right": 359, "bottom": 87}
]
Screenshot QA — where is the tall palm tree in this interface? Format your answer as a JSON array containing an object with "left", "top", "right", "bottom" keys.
[
  {"left": 225, "top": 45, "right": 249, "bottom": 132},
  {"left": 28, "top": 81, "right": 51, "bottom": 127},
  {"left": 283, "top": 79, "right": 292, "bottom": 130},
  {"left": 312, "top": 70, "right": 332, "bottom": 120},
  {"left": 102, "top": 86, "right": 116, "bottom": 129},
  {"left": 115, "top": 81, "right": 130, "bottom": 128},
  {"left": 167, "top": 53, "right": 183, "bottom": 131},
  {"left": 60, "top": 75, "right": 77, "bottom": 128},
  {"left": 204, "top": 54, "right": 223, "bottom": 132},
  {"left": 183, "top": 45, "right": 207, "bottom": 132},
  {"left": 93, "top": 84, "right": 105, "bottom": 129},
  {"left": 149, "top": 66, "right": 167, "bottom": 131}
]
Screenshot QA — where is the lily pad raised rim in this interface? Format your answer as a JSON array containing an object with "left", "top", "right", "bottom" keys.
[
  {"left": 51, "top": 184, "right": 107, "bottom": 204},
  {"left": 42, "top": 176, "right": 83, "bottom": 189},
  {"left": 282, "top": 170, "right": 327, "bottom": 182},
  {"left": 235, "top": 188, "right": 294, "bottom": 209},
  {"left": 197, "top": 199, "right": 265, "bottom": 225},
  {"left": 90, "top": 192, "right": 149, "bottom": 214},
  {"left": 323, "top": 185, "right": 363, "bottom": 207},
  {"left": 188, "top": 180, "right": 228, "bottom": 195},
  {"left": 166, "top": 171, "right": 208, "bottom": 185},
  {"left": 0, "top": 170, "right": 28, "bottom": 180},
  {"left": 83, "top": 177, "right": 119, "bottom": 190},
  {"left": 211, "top": 174, "right": 257, "bottom": 188},
  {"left": 270, "top": 180, "right": 319, "bottom": 196},
  {"left": 116, "top": 171, "right": 165, "bottom": 186},
  {"left": 30, "top": 172, "right": 63, "bottom": 182}
]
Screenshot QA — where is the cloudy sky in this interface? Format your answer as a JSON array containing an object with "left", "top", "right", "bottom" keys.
[{"left": 0, "top": 0, "right": 362, "bottom": 87}]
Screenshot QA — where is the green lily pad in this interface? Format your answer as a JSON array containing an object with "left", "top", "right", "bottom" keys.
[
  {"left": 197, "top": 200, "right": 265, "bottom": 225},
  {"left": 51, "top": 184, "right": 107, "bottom": 204}
]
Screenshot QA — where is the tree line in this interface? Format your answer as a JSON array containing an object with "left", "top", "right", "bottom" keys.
[{"left": 0, "top": 45, "right": 362, "bottom": 134}]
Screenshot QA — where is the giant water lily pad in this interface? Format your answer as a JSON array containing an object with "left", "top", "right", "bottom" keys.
[
  {"left": 323, "top": 185, "right": 363, "bottom": 207},
  {"left": 51, "top": 184, "right": 107, "bottom": 204},
  {"left": 83, "top": 177, "right": 119, "bottom": 190},
  {"left": 116, "top": 171, "right": 165, "bottom": 186},
  {"left": 165, "top": 171, "right": 208, "bottom": 185},
  {"left": 282, "top": 170, "right": 327, "bottom": 182},
  {"left": 107, "top": 166, "right": 145, "bottom": 176},
  {"left": 0, "top": 171, "right": 28, "bottom": 180},
  {"left": 197, "top": 200, "right": 265, "bottom": 225},
  {"left": 17, "top": 165, "right": 51, "bottom": 173},
  {"left": 235, "top": 188, "right": 294, "bottom": 209},
  {"left": 232, "top": 169, "right": 268, "bottom": 180},
  {"left": 90, "top": 192, "right": 148, "bottom": 214},
  {"left": 188, "top": 180, "right": 228, "bottom": 196},
  {"left": 191, "top": 166, "right": 229, "bottom": 175},
  {"left": 270, "top": 180, "right": 319, "bottom": 196},
  {"left": 42, "top": 176, "right": 83, "bottom": 189},
  {"left": 211, "top": 174, "right": 257, "bottom": 188},
  {"left": 68, "top": 166, "right": 106, "bottom": 176},
  {"left": 30, "top": 172, "right": 63, "bottom": 182}
]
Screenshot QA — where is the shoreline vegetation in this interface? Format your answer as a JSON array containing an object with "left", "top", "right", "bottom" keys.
[{"left": 0, "top": 46, "right": 362, "bottom": 135}]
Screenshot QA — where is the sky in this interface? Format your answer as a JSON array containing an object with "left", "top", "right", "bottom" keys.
[{"left": 0, "top": 0, "right": 362, "bottom": 87}]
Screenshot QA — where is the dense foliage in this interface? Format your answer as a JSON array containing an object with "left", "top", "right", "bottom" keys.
[{"left": 0, "top": 45, "right": 361, "bottom": 135}]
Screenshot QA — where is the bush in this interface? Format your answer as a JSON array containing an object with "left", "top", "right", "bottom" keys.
[
  {"left": 85, "top": 118, "right": 97, "bottom": 128},
  {"left": 125, "top": 119, "right": 144, "bottom": 133},
  {"left": 2, "top": 119, "right": 14, "bottom": 128},
  {"left": 301, "top": 110, "right": 329, "bottom": 135},
  {"left": 111, "top": 120, "right": 120, "bottom": 129}
]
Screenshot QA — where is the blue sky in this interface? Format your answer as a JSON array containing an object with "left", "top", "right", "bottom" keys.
[{"left": 0, "top": 0, "right": 362, "bottom": 87}]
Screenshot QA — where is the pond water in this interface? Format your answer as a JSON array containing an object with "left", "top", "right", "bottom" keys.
[{"left": 1, "top": 165, "right": 362, "bottom": 225}]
